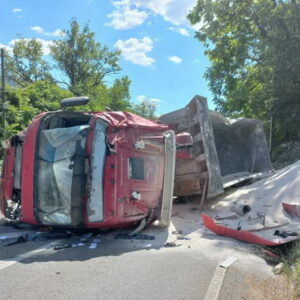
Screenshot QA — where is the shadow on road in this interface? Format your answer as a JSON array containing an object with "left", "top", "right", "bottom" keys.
[{"left": 0, "top": 201, "right": 256, "bottom": 264}]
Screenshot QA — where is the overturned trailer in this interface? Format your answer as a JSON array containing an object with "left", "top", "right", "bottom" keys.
[
  {"left": 160, "top": 95, "right": 273, "bottom": 200},
  {"left": 0, "top": 97, "right": 193, "bottom": 228}
]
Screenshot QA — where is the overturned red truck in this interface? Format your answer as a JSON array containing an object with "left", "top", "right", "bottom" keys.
[
  {"left": 1, "top": 95, "right": 273, "bottom": 232},
  {"left": 0, "top": 97, "right": 192, "bottom": 228}
]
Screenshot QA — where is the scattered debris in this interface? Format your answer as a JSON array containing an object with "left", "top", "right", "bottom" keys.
[
  {"left": 0, "top": 229, "right": 102, "bottom": 251},
  {"left": 172, "top": 230, "right": 183, "bottom": 235},
  {"left": 230, "top": 205, "right": 251, "bottom": 216},
  {"left": 176, "top": 235, "right": 191, "bottom": 241},
  {"left": 53, "top": 243, "right": 72, "bottom": 250},
  {"left": 89, "top": 243, "right": 99, "bottom": 249},
  {"left": 164, "top": 241, "right": 182, "bottom": 248},
  {"left": 79, "top": 233, "right": 93, "bottom": 242},
  {"left": 164, "top": 242, "right": 176, "bottom": 247},
  {"left": 273, "top": 230, "right": 298, "bottom": 239}
]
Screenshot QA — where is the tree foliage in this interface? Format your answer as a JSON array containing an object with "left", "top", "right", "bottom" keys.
[
  {"left": 3, "top": 81, "right": 72, "bottom": 138},
  {"left": 50, "top": 19, "right": 121, "bottom": 96},
  {"left": 6, "top": 39, "right": 53, "bottom": 86},
  {"left": 134, "top": 99, "right": 158, "bottom": 120},
  {"left": 108, "top": 76, "right": 131, "bottom": 111},
  {"left": 188, "top": 0, "right": 300, "bottom": 146}
]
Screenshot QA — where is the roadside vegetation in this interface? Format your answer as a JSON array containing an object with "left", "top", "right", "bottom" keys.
[
  {"left": 188, "top": 0, "right": 300, "bottom": 167},
  {"left": 274, "top": 242, "right": 300, "bottom": 298}
]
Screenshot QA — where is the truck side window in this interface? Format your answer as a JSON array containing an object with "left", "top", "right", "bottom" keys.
[{"left": 128, "top": 157, "right": 144, "bottom": 180}]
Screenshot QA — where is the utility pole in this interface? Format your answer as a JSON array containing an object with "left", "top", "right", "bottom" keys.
[{"left": 1, "top": 48, "right": 5, "bottom": 139}]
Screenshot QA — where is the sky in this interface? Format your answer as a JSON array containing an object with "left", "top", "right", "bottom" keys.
[{"left": 0, "top": 0, "right": 215, "bottom": 115}]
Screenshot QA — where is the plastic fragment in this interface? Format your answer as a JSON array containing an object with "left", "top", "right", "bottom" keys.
[
  {"left": 54, "top": 243, "right": 72, "bottom": 250},
  {"left": 89, "top": 243, "right": 97, "bottom": 249},
  {"left": 80, "top": 233, "right": 93, "bottom": 242},
  {"left": 176, "top": 235, "right": 191, "bottom": 240},
  {"left": 164, "top": 242, "right": 182, "bottom": 247}
]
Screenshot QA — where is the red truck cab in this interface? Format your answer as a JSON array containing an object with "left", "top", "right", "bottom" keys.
[{"left": 0, "top": 97, "right": 192, "bottom": 229}]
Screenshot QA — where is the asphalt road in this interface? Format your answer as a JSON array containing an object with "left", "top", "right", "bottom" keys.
[{"left": 0, "top": 202, "right": 275, "bottom": 300}]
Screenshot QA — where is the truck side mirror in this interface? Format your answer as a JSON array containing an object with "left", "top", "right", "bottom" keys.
[{"left": 60, "top": 96, "right": 89, "bottom": 110}]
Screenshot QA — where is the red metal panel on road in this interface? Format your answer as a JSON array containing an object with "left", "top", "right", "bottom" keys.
[{"left": 201, "top": 213, "right": 283, "bottom": 246}]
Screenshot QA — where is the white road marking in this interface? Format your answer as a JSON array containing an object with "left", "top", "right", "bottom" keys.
[
  {"left": 204, "top": 257, "right": 238, "bottom": 300},
  {"left": 219, "top": 256, "right": 238, "bottom": 269},
  {"left": 0, "top": 241, "right": 58, "bottom": 271},
  {"left": 204, "top": 266, "right": 227, "bottom": 300}
]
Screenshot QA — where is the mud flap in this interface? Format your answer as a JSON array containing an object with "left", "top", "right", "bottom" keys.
[{"left": 159, "top": 131, "right": 176, "bottom": 227}]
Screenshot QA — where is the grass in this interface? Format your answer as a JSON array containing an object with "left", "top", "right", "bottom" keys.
[{"left": 279, "top": 241, "right": 300, "bottom": 298}]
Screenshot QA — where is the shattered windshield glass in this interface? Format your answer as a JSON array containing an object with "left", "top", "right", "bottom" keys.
[{"left": 36, "top": 125, "right": 89, "bottom": 225}]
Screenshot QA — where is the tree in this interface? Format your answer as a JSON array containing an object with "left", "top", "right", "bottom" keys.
[
  {"left": 108, "top": 76, "right": 131, "bottom": 111},
  {"left": 188, "top": 0, "right": 300, "bottom": 146},
  {"left": 0, "top": 18, "right": 135, "bottom": 144},
  {"left": 50, "top": 18, "right": 121, "bottom": 96},
  {"left": 1, "top": 81, "right": 72, "bottom": 140},
  {"left": 5, "top": 39, "right": 53, "bottom": 86},
  {"left": 134, "top": 98, "right": 158, "bottom": 119}
]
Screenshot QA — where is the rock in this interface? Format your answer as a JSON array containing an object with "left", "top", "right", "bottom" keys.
[{"left": 274, "top": 262, "right": 284, "bottom": 275}]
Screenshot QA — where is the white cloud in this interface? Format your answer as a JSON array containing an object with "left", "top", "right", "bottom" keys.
[
  {"left": 1, "top": 38, "right": 55, "bottom": 56},
  {"left": 8, "top": 38, "right": 54, "bottom": 56},
  {"left": 30, "top": 26, "right": 66, "bottom": 37},
  {"left": 0, "top": 44, "right": 13, "bottom": 55},
  {"left": 169, "top": 26, "right": 190, "bottom": 36},
  {"left": 134, "top": 0, "right": 196, "bottom": 26},
  {"left": 168, "top": 55, "right": 182, "bottom": 64},
  {"left": 12, "top": 8, "right": 22, "bottom": 13},
  {"left": 107, "top": 0, "right": 197, "bottom": 30},
  {"left": 137, "top": 95, "right": 161, "bottom": 103},
  {"left": 114, "top": 37, "right": 155, "bottom": 67},
  {"left": 107, "top": 1, "right": 148, "bottom": 30},
  {"left": 191, "top": 21, "right": 206, "bottom": 32}
]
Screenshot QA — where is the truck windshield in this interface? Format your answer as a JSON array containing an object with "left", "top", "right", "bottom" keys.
[{"left": 36, "top": 124, "right": 89, "bottom": 225}]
